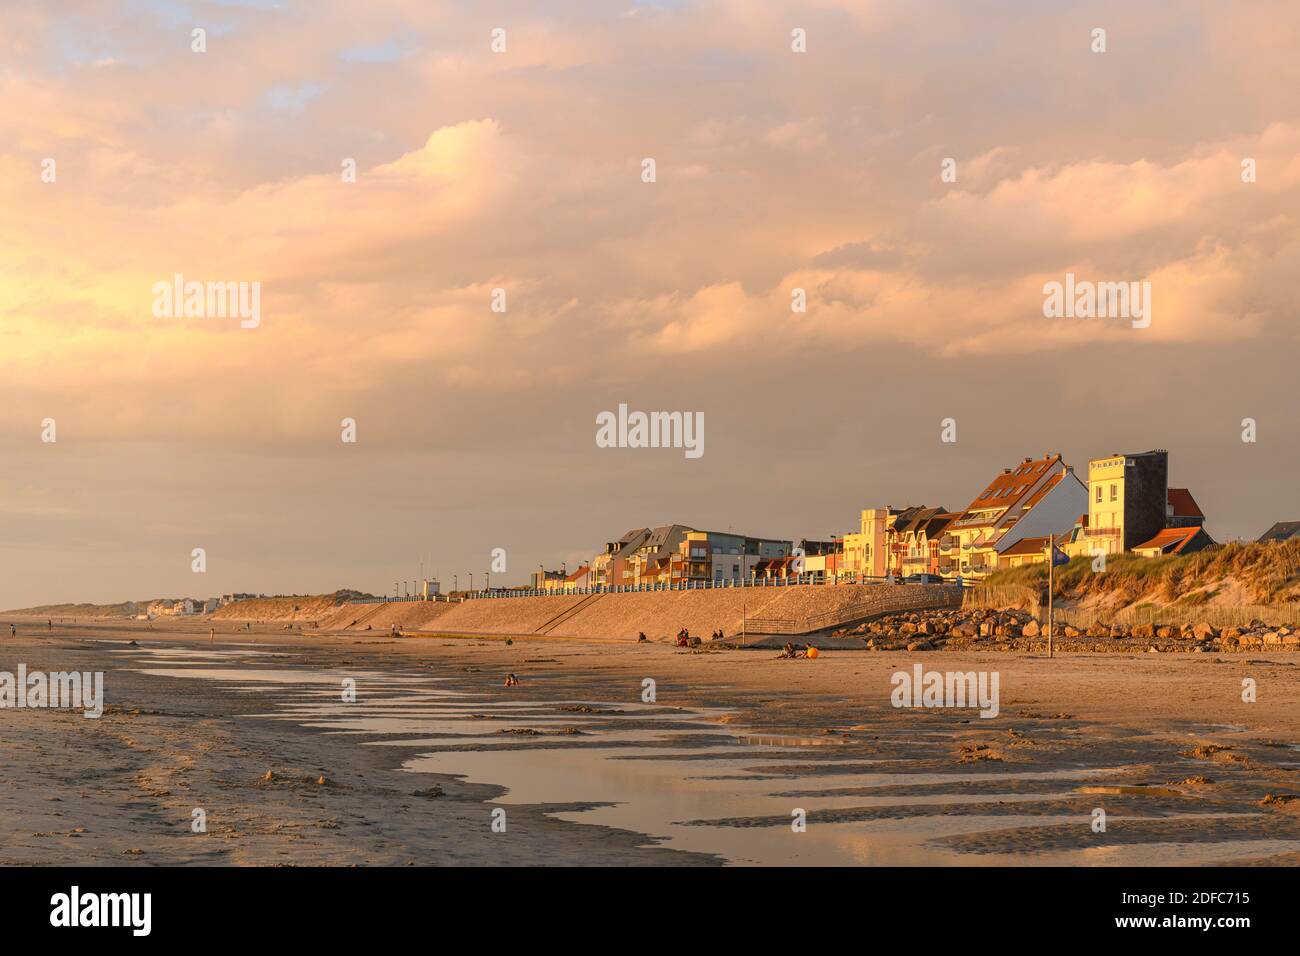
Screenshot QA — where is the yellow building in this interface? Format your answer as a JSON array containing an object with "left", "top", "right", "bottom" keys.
[
  {"left": 1082, "top": 450, "right": 1169, "bottom": 555},
  {"left": 839, "top": 507, "right": 899, "bottom": 580},
  {"left": 839, "top": 506, "right": 936, "bottom": 580}
]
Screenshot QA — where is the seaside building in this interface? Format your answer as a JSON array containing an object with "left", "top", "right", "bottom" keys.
[
  {"left": 998, "top": 533, "right": 1071, "bottom": 569},
  {"left": 1083, "top": 450, "right": 1169, "bottom": 555},
  {"left": 589, "top": 528, "right": 652, "bottom": 587},
  {"left": 890, "top": 508, "right": 956, "bottom": 578},
  {"left": 1166, "top": 488, "right": 1206, "bottom": 529},
  {"left": 531, "top": 568, "right": 566, "bottom": 590},
  {"left": 220, "top": 593, "right": 260, "bottom": 606},
  {"left": 839, "top": 506, "right": 930, "bottom": 581},
  {"left": 620, "top": 524, "right": 696, "bottom": 587},
  {"left": 942, "top": 453, "right": 1087, "bottom": 579},
  {"left": 752, "top": 555, "right": 800, "bottom": 581},
  {"left": 797, "top": 538, "right": 844, "bottom": 584},
  {"left": 1131, "top": 526, "right": 1216, "bottom": 557},
  {"left": 562, "top": 565, "right": 591, "bottom": 591},
  {"left": 1258, "top": 521, "right": 1300, "bottom": 543},
  {"left": 672, "top": 530, "right": 792, "bottom": 585},
  {"left": 561, "top": 448, "right": 1218, "bottom": 590},
  {"left": 1081, "top": 451, "right": 1216, "bottom": 559}
]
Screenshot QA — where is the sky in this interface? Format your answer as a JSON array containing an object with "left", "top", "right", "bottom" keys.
[{"left": 2, "top": 0, "right": 1298, "bottom": 607}]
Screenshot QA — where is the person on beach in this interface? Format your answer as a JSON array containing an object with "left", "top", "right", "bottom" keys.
[
  {"left": 9, "top": 624, "right": 15, "bottom": 638},
  {"left": 47, "top": 619, "right": 52, "bottom": 631},
  {"left": 504, "top": 673, "right": 520, "bottom": 687},
  {"left": 209, "top": 626, "right": 216, "bottom": 644}
]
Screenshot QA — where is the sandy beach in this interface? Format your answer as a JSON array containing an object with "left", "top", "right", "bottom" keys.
[{"left": 3, "top": 618, "right": 1299, "bottom": 866}]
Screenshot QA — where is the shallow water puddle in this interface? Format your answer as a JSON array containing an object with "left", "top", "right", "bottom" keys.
[
  {"left": 126, "top": 645, "right": 1300, "bottom": 866},
  {"left": 400, "top": 747, "right": 1133, "bottom": 865}
]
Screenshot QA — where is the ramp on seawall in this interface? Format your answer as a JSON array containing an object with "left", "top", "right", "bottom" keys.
[{"left": 306, "top": 584, "right": 962, "bottom": 641}]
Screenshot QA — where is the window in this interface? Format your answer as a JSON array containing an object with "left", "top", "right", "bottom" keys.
[
  {"left": 1110, "top": 484, "right": 1117, "bottom": 502},
  {"left": 1095, "top": 485, "right": 1102, "bottom": 503}
]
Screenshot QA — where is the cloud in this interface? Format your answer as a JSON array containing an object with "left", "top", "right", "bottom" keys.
[{"left": 2, "top": 0, "right": 1299, "bottom": 606}]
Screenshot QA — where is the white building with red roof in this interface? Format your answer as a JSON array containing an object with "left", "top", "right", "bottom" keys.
[{"left": 941, "top": 453, "right": 1087, "bottom": 578}]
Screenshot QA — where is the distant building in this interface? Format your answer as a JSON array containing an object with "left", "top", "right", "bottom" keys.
[
  {"left": 998, "top": 533, "right": 1071, "bottom": 569},
  {"left": 531, "top": 569, "right": 566, "bottom": 590},
  {"left": 890, "top": 508, "right": 956, "bottom": 578},
  {"left": 589, "top": 528, "right": 652, "bottom": 587},
  {"left": 621, "top": 524, "right": 697, "bottom": 586},
  {"left": 796, "top": 538, "right": 844, "bottom": 583},
  {"left": 752, "top": 555, "right": 800, "bottom": 581},
  {"left": 1132, "top": 526, "right": 1216, "bottom": 557},
  {"left": 797, "top": 539, "right": 843, "bottom": 557},
  {"left": 1258, "top": 521, "right": 1300, "bottom": 543},
  {"left": 1166, "top": 488, "right": 1206, "bottom": 529},
  {"left": 841, "top": 506, "right": 929, "bottom": 581},
  {"left": 673, "top": 530, "right": 793, "bottom": 585},
  {"left": 562, "top": 565, "right": 591, "bottom": 591}
]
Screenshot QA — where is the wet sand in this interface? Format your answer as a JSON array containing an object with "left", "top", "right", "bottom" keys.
[{"left": 2, "top": 618, "right": 1299, "bottom": 866}]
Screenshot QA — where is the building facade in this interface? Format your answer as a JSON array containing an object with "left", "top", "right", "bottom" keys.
[
  {"left": 1085, "top": 450, "right": 1169, "bottom": 555},
  {"left": 943, "top": 453, "right": 1087, "bottom": 579}
]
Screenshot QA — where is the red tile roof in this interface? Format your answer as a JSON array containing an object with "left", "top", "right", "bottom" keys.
[
  {"left": 1021, "top": 471, "right": 1065, "bottom": 511},
  {"left": 953, "top": 454, "right": 1064, "bottom": 528},
  {"left": 1167, "top": 488, "right": 1203, "bottom": 518},
  {"left": 998, "top": 531, "right": 1071, "bottom": 557},
  {"left": 998, "top": 535, "right": 1053, "bottom": 558},
  {"left": 1133, "top": 526, "right": 1203, "bottom": 554}
]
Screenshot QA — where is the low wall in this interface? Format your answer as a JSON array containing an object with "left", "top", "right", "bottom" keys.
[{"left": 313, "top": 583, "right": 962, "bottom": 641}]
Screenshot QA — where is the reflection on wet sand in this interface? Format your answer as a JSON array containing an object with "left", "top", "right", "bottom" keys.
[{"left": 125, "top": 643, "right": 1300, "bottom": 866}]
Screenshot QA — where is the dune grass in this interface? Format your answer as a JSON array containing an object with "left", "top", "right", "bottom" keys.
[{"left": 978, "top": 539, "right": 1300, "bottom": 606}]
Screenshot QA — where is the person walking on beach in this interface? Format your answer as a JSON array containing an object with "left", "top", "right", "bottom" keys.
[
  {"left": 209, "top": 626, "right": 216, "bottom": 644},
  {"left": 9, "top": 623, "right": 15, "bottom": 638}
]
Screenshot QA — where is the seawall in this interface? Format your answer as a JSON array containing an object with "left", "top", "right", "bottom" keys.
[{"left": 274, "top": 583, "right": 964, "bottom": 641}]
